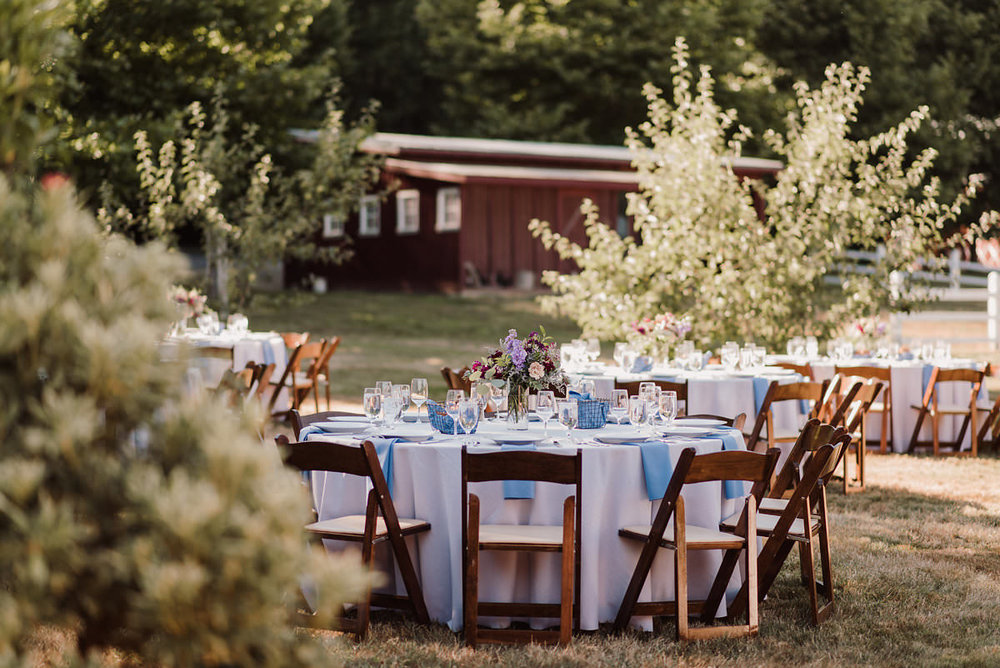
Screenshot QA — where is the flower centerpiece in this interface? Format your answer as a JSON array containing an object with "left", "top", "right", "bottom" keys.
[
  {"left": 847, "top": 316, "right": 887, "bottom": 353},
  {"left": 167, "top": 285, "right": 211, "bottom": 334},
  {"left": 466, "top": 328, "right": 567, "bottom": 427},
  {"left": 625, "top": 312, "right": 692, "bottom": 361}
]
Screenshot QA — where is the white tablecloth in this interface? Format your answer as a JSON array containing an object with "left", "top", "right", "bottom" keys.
[
  {"left": 808, "top": 358, "right": 985, "bottom": 453},
  {"left": 307, "top": 426, "right": 748, "bottom": 631}
]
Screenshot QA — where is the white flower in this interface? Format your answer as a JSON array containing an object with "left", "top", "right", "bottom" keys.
[{"left": 528, "top": 362, "right": 545, "bottom": 380}]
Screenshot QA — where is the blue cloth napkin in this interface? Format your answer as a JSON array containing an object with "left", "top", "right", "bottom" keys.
[
  {"left": 751, "top": 377, "right": 770, "bottom": 415},
  {"left": 714, "top": 427, "right": 749, "bottom": 500},
  {"left": 568, "top": 390, "right": 592, "bottom": 400},
  {"left": 618, "top": 440, "right": 675, "bottom": 501},
  {"left": 500, "top": 443, "right": 536, "bottom": 499},
  {"left": 261, "top": 340, "right": 276, "bottom": 365},
  {"left": 631, "top": 356, "right": 654, "bottom": 373}
]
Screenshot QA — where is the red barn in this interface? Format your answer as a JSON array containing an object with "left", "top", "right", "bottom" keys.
[{"left": 292, "top": 133, "right": 782, "bottom": 292}]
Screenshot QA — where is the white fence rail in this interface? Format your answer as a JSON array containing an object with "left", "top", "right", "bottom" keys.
[{"left": 830, "top": 248, "right": 1000, "bottom": 349}]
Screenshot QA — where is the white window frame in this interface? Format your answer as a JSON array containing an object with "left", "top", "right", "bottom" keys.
[
  {"left": 395, "top": 189, "right": 420, "bottom": 235},
  {"left": 322, "top": 212, "right": 345, "bottom": 239},
  {"left": 435, "top": 187, "right": 462, "bottom": 232},
  {"left": 358, "top": 195, "right": 381, "bottom": 237}
]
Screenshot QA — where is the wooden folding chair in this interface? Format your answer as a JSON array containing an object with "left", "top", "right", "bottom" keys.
[
  {"left": 685, "top": 412, "right": 748, "bottom": 432},
  {"left": 908, "top": 366, "right": 988, "bottom": 456},
  {"left": 837, "top": 379, "right": 883, "bottom": 494},
  {"left": 614, "top": 379, "right": 688, "bottom": 416},
  {"left": 214, "top": 365, "right": 255, "bottom": 408},
  {"left": 280, "top": 438, "right": 431, "bottom": 639},
  {"left": 976, "top": 394, "right": 1000, "bottom": 453},
  {"left": 835, "top": 365, "right": 893, "bottom": 453},
  {"left": 613, "top": 447, "right": 780, "bottom": 640},
  {"left": 268, "top": 339, "right": 327, "bottom": 417},
  {"left": 441, "top": 366, "right": 472, "bottom": 395},
  {"left": 725, "top": 434, "right": 850, "bottom": 626},
  {"left": 462, "top": 446, "right": 583, "bottom": 647},
  {"left": 281, "top": 331, "right": 310, "bottom": 350},
  {"left": 312, "top": 336, "right": 341, "bottom": 412},
  {"left": 758, "top": 419, "right": 844, "bottom": 508},
  {"left": 746, "top": 379, "right": 829, "bottom": 453},
  {"left": 289, "top": 408, "right": 365, "bottom": 440}
]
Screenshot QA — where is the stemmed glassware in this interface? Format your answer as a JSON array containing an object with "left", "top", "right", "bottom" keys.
[
  {"left": 557, "top": 399, "right": 578, "bottom": 444},
  {"left": 445, "top": 389, "right": 464, "bottom": 437},
  {"left": 659, "top": 391, "right": 678, "bottom": 428},
  {"left": 375, "top": 380, "right": 393, "bottom": 398},
  {"left": 490, "top": 379, "right": 509, "bottom": 422},
  {"left": 410, "top": 377, "right": 428, "bottom": 419},
  {"left": 610, "top": 389, "right": 629, "bottom": 425},
  {"left": 613, "top": 342, "right": 629, "bottom": 371},
  {"left": 721, "top": 342, "right": 740, "bottom": 372},
  {"left": 363, "top": 387, "right": 381, "bottom": 433},
  {"left": 628, "top": 395, "right": 647, "bottom": 432},
  {"left": 457, "top": 398, "right": 479, "bottom": 446},
  {"left": 396, "top": 383, "right": 412, "bottom": 419},
  {"left": 536, "top": 390, "right": 555, "bottom": 437},
  {"left": 585, "top": 338, "right": 601, "bottom": 364}
]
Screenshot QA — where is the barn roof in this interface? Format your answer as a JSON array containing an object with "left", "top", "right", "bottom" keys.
[{"left": 383, "top": 157, "right": 640, "bottom": 188}]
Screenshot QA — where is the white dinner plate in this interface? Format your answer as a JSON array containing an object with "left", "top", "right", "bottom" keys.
[
  {"left": 326, "top": 415, "right": 369, "bottom": 422},
  {"left": 659, "top": 426, "right": 713, "bottom": 438},
  {"left": 674, "top": 418, "right": 726, "bottom": 428},
  {"left": 496, "top": 435, "right": 549, "bottom": 446},
  {"left": 313, "top": 421, "right": 368, "bottom": 434},
  {"left": 594, "top": 428, "right": 649, "bottom": 444}
]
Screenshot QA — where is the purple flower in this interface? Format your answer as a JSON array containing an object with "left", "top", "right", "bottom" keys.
[{"left": 510, "top": 339, "right": 528, "bottom": 369}]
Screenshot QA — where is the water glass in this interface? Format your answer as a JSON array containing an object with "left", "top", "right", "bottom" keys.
[
  {"left": 445, "top": 389, "right": 464, "bottom": 436},
  {"left": 740, "top": 345, "right": 754, "bottom": 370},
  {"left": 659, "top": 391, "right": 678, "bottom": 426},
  {"left": 621, "top": 349, "right": 638, "bottom": 374},
  {"left": 752, "top": 345, "right": 767, "bottom": 368},
  {"left": 490, "top": 379, "right": 509, "bottom": 420},
  {"left": 410, "top": 377, "right": 428, "bottom": 418},
  {"left": 613, "top": 342, "right": 629, "bottom": 370},
  {"left": 226, "top": 313, "right": 249, "bottom": 335},
  {"left": 610, "top": 389, "right": 629, "bottom": 425},
  {"left": 574, "top": 378, "right": 596, "bottom": 398},
  {"left": 721, "top": 342, "right": 740, "bottom": 371},
  {"left": 805, "top": 336, "right": 819, "bottom": 359},
  {"left": 363, "top": 387, "right": 381, "bottom": 432},
  {"left": 375, "top": 380, "right": 393, "bottom": 397},
  {"left": 536, "top": 390, "right": 556, "bottom": 436},
  {"left": 628, "top": 395, "right": 647, "bottom": 429},
  {"left": 585, "top": 338, "right": 601, "bottom": 364},
  {"left": 458, "top": 398, "right": 479, "bottom": 445},
  {"left": 687, "top": 349, "right": 704, "bottom": 371},
  {"left": 197, "top": 311, "right": 219, "bottom": 335},
  {"left": 397, "top": 383, "right": 412, "bottom": 418},
  {"left": 557, "top": 399, "right": 578, "bottom": 443}
]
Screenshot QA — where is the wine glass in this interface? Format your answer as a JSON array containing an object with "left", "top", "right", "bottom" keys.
[
  {"left": 628, "top": 395, "right": 647, "bottom": 430},
  {"left": 585, "top": 338, "right": 601, "bottom": 364},
  {"left": 445, "top": 389, "right": 464, "bottom": 437},
  {"left": 613, "top": 342, "right": 628, "bottom": 371},
  {"left": 687, "top": 349, "right": 704, "bottom": 371},
  {"left": 458, "top": 398, "right": 479, "bottom": 446},
  {"left": 397, "top": 383, "right": 412, "bottom": 419},
  {"left": 721, "top": 342, "right": 739, "bottom": 372},
  {"left": 375, "top": 380, "right": 393, "bottom": 401},
  {"left": 659, "top": 390, "right": 678, "bottom": 427},
  {"left": 805, "top": 336, "right": 819, "bottom": 359},
  {"left": 575, "top": 378, "right": 596, "bottom": 399},
  {"left": 363, "top": 387, "right": 381, "bottom": 433},
  {"left": 610, "top": 389, "right": 629, "bottom": 425},
  {"left": 490, "top": 379, "right": 509, "bottom": 421},
  {"left": 410, "top": 377, "right": 428, "bottom": 419},
  {"left": 557, "top": 399, "right": 578, "bottom": 444},
  {"left": 740, "top": 345, "right": 754, "bottom": 370},
  {"left": 536, "top": 390, "right": 556, "bottom": 437}
]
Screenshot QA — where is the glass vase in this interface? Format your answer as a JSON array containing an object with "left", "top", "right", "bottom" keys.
[{"left": 507, "top": 385, "right": 530, "bottom": 430}]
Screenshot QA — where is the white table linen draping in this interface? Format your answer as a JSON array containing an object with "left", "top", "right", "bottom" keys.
[{"left": 306, "top": 429, "right": 749, "bottom": 631}]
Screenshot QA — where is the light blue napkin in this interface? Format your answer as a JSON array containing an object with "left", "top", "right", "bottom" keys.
[
  {"left": 568, "top": 390, "right": 592, "bottom": 400},
  {"left": 500, "top": 442, "right": 536, "bottom": 499},
  {"left": 261, "top": 340, "right": 276, "bottom": 365},
  {"left": 620, "top": 440, "right": 674, "bottom": 501},
  {"left": 714, "top": 427, "right": 749, "bottom": 499},
  {"left": 297, "top": 428, "right": 398, "bottom": 495},
  {"left": 751, "top": 377, "right": 770, "bottom": 415},
  {"left": 631, "top": 356, "right": 654, "bottom": 373}
]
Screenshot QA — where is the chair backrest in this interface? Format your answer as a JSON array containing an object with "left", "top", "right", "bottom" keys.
[
  {"left": 462, "top": 447, "right": 582, "bottom": 486},
  {"left": 313, "top": 336, "right": 341, "bottom": 375},
  {"left": 441, "top": 366, "right": 472, "bottom": 395},
  {"left": 747, "top": 379, "right": 829, "bottom": 451},
  {"left": 252, "top": 362, "right": 276, "bottom": 399},
  {"left": 842, "top": 379, "right": 884, "bottom": 435},
  {"left": 685, "top": 412, "right": 748, "bottom": 432},
  {"left": 650, "top": 446, "right": 779, "bottom": 543},
  {"left": 773, "top": 361, "right": 814, "bottom": 380},
  {"left": 834, "top": 365, "right": 891, "bottom": 382},
  {"left": 614, "top": 379, "right": 688, "bottom": 401},
  {"left": 281, "top": 331, "right": 310, "bottom": 349},
  {"left": 921, "top": 366, "right": 986, "bottom": 409},
  {"left": 767, "top": 419, "right": 845, "bottom": 499},
  {"left": 289, "top": 408, "right": 365, "bottom": 439},
  {"left": 826, "top": 378, "right": 862, "bottom": 428}
]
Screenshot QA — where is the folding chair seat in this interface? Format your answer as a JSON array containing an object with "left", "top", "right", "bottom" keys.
[
  {"left": 613, "top": 447, "right": 780, "bottom": 640},
  {"left": 280, "top": 437, "right": 431, "bottom": 639},
  {"left": 462, "top": 446, "right": 583, "bottom": 647},
  {"left": 615, "top": 379, "right": 689, "bottom": 416},
  {"left": 908, "top": 366, "right": 989, "bottom": 456},
  {"left": 835, "top": 365, "right": 893, "bottom": 453},
  {"left": 746, "top": 379, "right": 829, "bottom": 453},
  {"left": 724, "top": 433, "right": 850, "bottom": 626}
]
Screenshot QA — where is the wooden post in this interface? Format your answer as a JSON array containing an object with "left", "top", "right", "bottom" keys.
[{"left": 988, "top": 271, "right": 1000, "bottom": 351}]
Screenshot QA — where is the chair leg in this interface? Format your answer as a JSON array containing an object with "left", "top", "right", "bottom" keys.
[
  {"left": 879, "top": 402, "right": 888, "bottom": 454},
  {"left": 464, "top": 495, "right": 480, "bottom": 648},
  {"left": 674, "top": 507, "right": 689, "bottom": 641},
  {"left": 745, "top": 500, "right": 759, "bottom": 636},
  {"left": 559, "top": 497, "right": 575, "bottom": 646},
  {"left": 814, "top": 490, "right": 835, "bottom": 624}
]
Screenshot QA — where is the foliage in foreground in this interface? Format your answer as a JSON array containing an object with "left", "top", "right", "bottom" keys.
[
  {"left": 530, "top": 39, "right": 998, "bottom": 348},
  {"left": 0, "top": 176, "right": 367, "bottom": 664}
]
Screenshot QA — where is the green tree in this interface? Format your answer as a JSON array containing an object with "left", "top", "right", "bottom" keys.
[
  {"left": 1, "top": 5, "right": 368, "bottom": 662},
  {"left": 415, "top": 0, "right": 783, "bottom": 144},
  {"left": 530, "top": 39, "right": 997, "bottom": 348}
]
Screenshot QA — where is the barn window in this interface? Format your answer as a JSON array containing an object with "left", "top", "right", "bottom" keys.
[
  {"left": 435, "top": 187, "right": 461, "bottom": 232},
  {"left": 359, "top": 195, "right": 381, "bottom": 237},
  {"left": 322, "top": 213, "right": 345, "bottom": 239},
  {"left": 396, "top": 189, "right": 420, "bottom": 235}
]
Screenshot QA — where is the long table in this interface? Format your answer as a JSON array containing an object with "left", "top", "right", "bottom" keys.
[{"left": 305, "top": 419, "right": 751, "bottom": 631}]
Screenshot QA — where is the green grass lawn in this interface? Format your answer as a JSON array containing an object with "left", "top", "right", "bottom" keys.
[
  {"left": 246, "top": 290, "right": 582, "bottom": 404},
  {"left": 311, "top": 454, "right": 1000, "bottom": 667}
]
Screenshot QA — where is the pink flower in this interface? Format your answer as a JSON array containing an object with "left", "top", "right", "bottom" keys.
[{"left": 528, "top": 362, "right": 545, "bottom": 380}]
